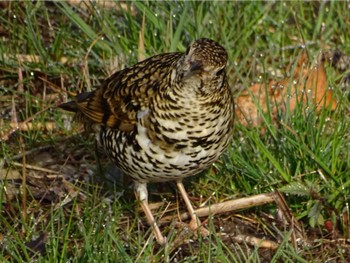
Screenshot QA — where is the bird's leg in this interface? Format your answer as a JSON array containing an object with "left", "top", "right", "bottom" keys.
[
  {"left": 176, "top": 180, "right": 209, "bottom": 236},
  {"left": 134, "top": 182, "right": 167, "bottom": 245}
]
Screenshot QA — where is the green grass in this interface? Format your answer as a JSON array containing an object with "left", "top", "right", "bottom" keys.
[{"left": 1, "top": 1, "right": 350, "bottom": 262}]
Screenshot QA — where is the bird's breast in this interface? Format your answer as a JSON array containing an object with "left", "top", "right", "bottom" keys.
[{"left": 99, "top": 97, "right": 233, "bottom": 183}]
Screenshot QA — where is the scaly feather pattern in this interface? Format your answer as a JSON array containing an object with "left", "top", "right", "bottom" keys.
[{"left": 59, "top": 38, "right": 234, "bottom": 244}]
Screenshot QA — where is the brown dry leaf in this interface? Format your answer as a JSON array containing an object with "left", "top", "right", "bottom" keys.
[
  {"left": 0, "top": 169, "right": 22, "bottom": 180},
  {"left": 67, "top": 0, "right": 136, "bottom": 15},
  {"left": 235, "top": 52, "right": 337, "bottom": 127}
]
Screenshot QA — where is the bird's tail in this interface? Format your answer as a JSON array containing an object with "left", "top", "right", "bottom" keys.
[
  {"left": 58, "top": 92, "right": 93, "bottom": 112},
  {"left": 58, "top": 101, "right": 78, "bottom": 112}
]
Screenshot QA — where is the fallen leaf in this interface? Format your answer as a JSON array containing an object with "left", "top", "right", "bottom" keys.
[{"left": 235, "top": 52, "right": 337, "bottom": 127}]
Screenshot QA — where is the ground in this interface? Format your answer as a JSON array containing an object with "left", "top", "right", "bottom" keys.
[{"left": 1, "top": 1, "right": 350, "bottom": 262}]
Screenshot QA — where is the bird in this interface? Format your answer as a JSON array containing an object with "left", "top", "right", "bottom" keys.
[{"left": 59, "top": 38, "right": 234, "bottom": 245}]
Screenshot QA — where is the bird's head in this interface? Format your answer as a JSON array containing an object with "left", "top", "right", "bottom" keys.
[
  {"left": 172, "top": 38, "right": 229, "bottom": 94},
  {"left": 184, "top": 38, "right": 228, "bottom": 75}
]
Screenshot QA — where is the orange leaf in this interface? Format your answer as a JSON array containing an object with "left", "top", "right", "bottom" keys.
[{"left": 235, "top": 52, "right": 337, "bottom": 127}]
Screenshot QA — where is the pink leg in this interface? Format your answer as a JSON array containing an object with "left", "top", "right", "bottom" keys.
[
  {"left": 135, "top": 182, "right": 167, "bottom": 245},
  {"left": 176, "top": 180, "right": 209, "bottom": 236}
]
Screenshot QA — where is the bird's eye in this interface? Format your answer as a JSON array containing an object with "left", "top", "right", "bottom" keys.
[{"left": 216, "top": 68, "right": 224, "bottom": 76}]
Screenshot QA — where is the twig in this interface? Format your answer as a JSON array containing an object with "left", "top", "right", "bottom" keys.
[
  {"left": 229, "top": 234, "right": 279, "bottom": 249},
  {"left": 273, "top": 191, "right": 304, "bottom": 247},
  {"left": 83, "top": 36, "right": 102, "bottom": 92},
  {"left": 3, "top": 53, "right": 76, "bottom": 64},
  {"left": 160, "top": 192, "right": 276, "bottom": 224},
  {"left": 11, "top": 162, "right": 60, "bottom": 174},
  {"left": 17, "top": 66, "right": 24, "bottom": 92},
  {"left": 38, "top": 76, "right": 71, "bottom": 95},
  {"left": 20, "top": 133, "right": 27, "bottom": 234},
  {"left": 11, "top": 145, "right": 53, "bottom": 161}
]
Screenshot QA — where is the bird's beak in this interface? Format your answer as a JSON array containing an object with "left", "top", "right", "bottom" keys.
[{"left": 189, "top": 60, "right": 203, "bottom": 72}]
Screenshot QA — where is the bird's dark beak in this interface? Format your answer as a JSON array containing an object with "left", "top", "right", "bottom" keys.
[{"left": 189, "top": 60, "right": 203, "bottom": 72}]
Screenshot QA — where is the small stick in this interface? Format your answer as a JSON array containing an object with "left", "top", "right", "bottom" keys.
[
  {"left": 160, "top": 192, "right": 276, "bottom": 224},
  {"left": 11, "top": 162, "right": 60, "bottom": 174},
  {"left": 20, "top": 133, "right": 27, "bottom": 234},
  {"left": 229, "top": 234, "right": 279, "bottom": 249}
]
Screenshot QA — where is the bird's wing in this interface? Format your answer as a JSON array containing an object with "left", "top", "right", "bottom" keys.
[
  {"left": 73, "top": 52, "right": 182, "bottom": 132},
  {"left": 73, "top": 69, "right": 146, "bottom": 132}
]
